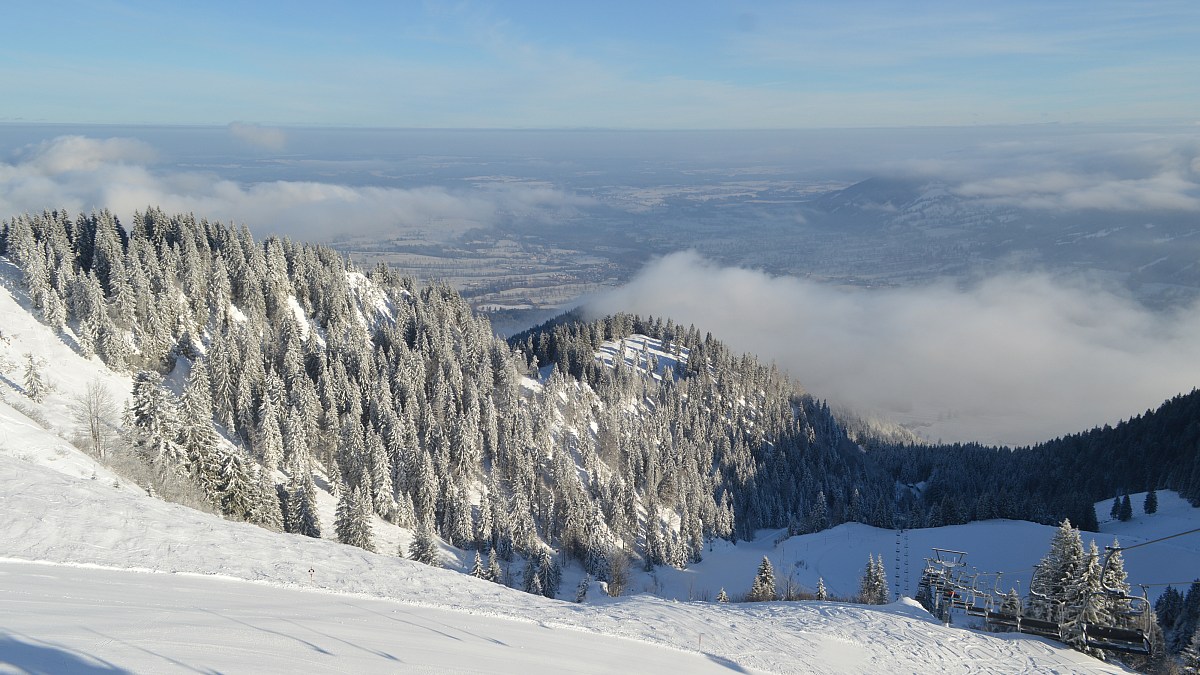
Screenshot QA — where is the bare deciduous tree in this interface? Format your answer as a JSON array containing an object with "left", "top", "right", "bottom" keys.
[{"left": 73, "top": 380, "right": 118, "bottom": 460}]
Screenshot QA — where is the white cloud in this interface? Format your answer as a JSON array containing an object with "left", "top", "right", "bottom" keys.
[
  {"left": 227, "top": 122, "right": 286, "bottom": 151},
  {"left": 954, "top": 170, "right": 1200, "bottom": 211},
  {"left": 12, "top": 136, "right": 158, "bottom": 174},
  {"left": 589, "top": 251, "right": 1200, "bottom": 446},
  {"left": 0, "top": 135, "right": 592, "bottom": 241}
]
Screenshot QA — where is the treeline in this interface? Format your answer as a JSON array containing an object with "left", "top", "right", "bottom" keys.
[{"left": 869, "top": 390, "right": 1200, "bottom": 531}]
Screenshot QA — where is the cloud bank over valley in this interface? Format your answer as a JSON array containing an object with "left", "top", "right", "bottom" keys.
[
  {"left": 0, "top": 134, "right": 593, "bottom": 242},
  {"left": 590, "top": 251, "right": 1200, "bottom": 446}
]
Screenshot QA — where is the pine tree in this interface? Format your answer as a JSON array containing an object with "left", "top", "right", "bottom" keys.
[
  {"left": 1144, "top": 489, "right": 1158, "bottom": 515},
  {"left": 1063, "top": 541, "right": 1105, "bottom": 651},
  {"left": 409, "top": 518, "right": 440, "bottom": 566},
  {"left": 1028, "top": 519, "right": 1084, "bottom": 622},
  {"left": 1181, "top": 623, "right": 1200, "bottom": 674},
  {"left": 807, "top": 490, "right": 829, "bottom": 533},
  {"left": 128, "top": 370, "right": 182, "bottom": 463},
  {"left": 485, "top": 547, "right": 503, "bottom": 583},
  {"left": 1119, "top": 493, "right": 1133, "bottom": 522},
  {"left": 1174, "top": 580, "right": 1200, "bottom": 654},
  {"left": 247, "top": 465, "right": 283, "bottom": 530},
  {"left": 860, "top": 554, "right": 889, "bottom": 605},
  {"left": 536, "top": 550, "right": 561, "bottom": 599},
  {"left": 1001, "top": 589, "right": 1022, "bottom": 618},
  {"left": 716, "top": 588, "right": 729, "bottom": 603},
  {"left": 335, "top": 478, "right": 375, "bottom": 552},
  {"left": 295, "top": 469, "right": 322, "bottom": 538},
  {"left": 1100, "top": 540, "right": 1131, "bottom": 625},
  {"left": 1110, "top": 495, "right": 1122, "bottom": 521},
  {"left": 470, "top": 550, "right": 486, "bottom": 579},
  {"left": 748, "top": 556, "right": 777, "bottom": 602},
  {"left": 523, "top": 555, "right": 540, "bottom": 594},
  {"left": 575, "top": 573, "right": 591, "bottom": 603},
  {"left": 816, "top": 577, "right": 828, "bottom": 601},
  {"left": 23, "top": 353, "right": 47, "bottom": 402},
  {"left": 1156, "top": 586, "right": 1186, "bottom": 647}
]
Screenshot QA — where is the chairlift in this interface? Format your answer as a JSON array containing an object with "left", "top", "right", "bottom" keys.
[
  {"left": 1074, "top": 546, "right": 1153, "bottom": 655},
  {"left": 919, "top": 548, "right": 1152, "bottom": 656}
]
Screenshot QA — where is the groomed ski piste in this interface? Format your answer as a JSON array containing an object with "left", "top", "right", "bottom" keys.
[{"left": 2, "top": 264, "right": 1196, "bottom": 674}]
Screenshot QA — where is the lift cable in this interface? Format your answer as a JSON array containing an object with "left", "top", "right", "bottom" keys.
[{"left": 1108, "top": 526, "right": 1200, "bottom": 553}]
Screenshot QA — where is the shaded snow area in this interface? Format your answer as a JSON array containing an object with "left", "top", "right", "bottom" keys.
[
  {"left": 650, "top": 494, "right": 1200, "bottom": 610},
  {"left": 0, "top": 455, "right": 1130, "bottom": 675}
]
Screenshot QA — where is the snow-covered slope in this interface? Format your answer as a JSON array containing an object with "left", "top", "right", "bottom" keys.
[
  {"left": 646, "top": 495, "right": 1200, "bottom": 609},
  {"left": 0, "top": 254, "right": 1167, "bottom": 673},
  {"left": 0, "top": 452, "right": 1130, "bottom": 674}
]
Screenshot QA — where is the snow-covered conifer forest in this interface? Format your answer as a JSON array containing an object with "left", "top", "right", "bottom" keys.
[{"left": 2, "top": 207, "right": 1199, "bottom": 673}]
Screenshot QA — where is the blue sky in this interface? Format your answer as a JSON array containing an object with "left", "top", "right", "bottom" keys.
[{"left": 3, "top": 1, "right": 1198, "bottom": 128}]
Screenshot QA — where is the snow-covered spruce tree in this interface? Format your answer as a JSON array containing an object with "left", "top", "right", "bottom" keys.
[
  {"left": 288, "top": 465, "right": 322, "bottom": 539},
  {"left": 1062, "top": 541, "right": 1106, "bottom": 654},
  {"left": 1000, "top": 589, "right": 1022, "bottom": 623},
  {"left": 747, "top": 556, "right": 778, "bottom": 602},
  {"left": 179, "top": 359, "right": 223, "bottom": 501},
  {"left": 408, "top": 518, "right": 440, "bottom": 567},
  {"left": 1156, "top": 585, "right": 1186, "bottom": 649},
  {"left": 247, "top": 464, "right": 283, "bottom": 531},
  {"left": 859, "top": 554, "right": 889, "bottom": 605},
  {"left": 1099, "top": 540, "right": 1131, "bottom": 626},
  {"left": 334, "top": 477, "right": 375, "bottom": 553},
  {"left": 1181, "top": 623, "right": 1200, "bottom": 674},
  {"left": 128, "top": 370, "right": 184, "bottom": 465},
  {"left": 1173, "top": 580, "right": 1200, "bottom": 654},
  {"left": 22, "top": 353, "right": 47, "bottom": 402},
  {"left": 486, "top": 548, "right": 503, "bottom": 584},
  {"left": 536, "top": 550, "right": 562, "bottom": 599},
  {"left": 1028, "top": 519, "right": 1084, "bottom": 622},
  {"left": 470, "top": 550, "right": 486, "bottom": 579},
  {"left": 716, "top": 588, "right": 729, "bottom": 603},
  {"left": 575, "top": 574, "right": 591, "bottom": 603},
  {"left": 816, "top": 577, "right": 828, "bottom": 601}
]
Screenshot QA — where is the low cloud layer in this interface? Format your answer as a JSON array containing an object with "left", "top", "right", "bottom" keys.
[
  {"left": 0, "top": 135, "right": 592, "bottom": 241},
  {"left": 590, "top": 251, "right": 1200, "bottom": 446},
  {"left": 227, "top": 122, "right": 287, "bottom": 151},
  {"left": 888, "top": 129, "right": 1200, "bottom": 213}
]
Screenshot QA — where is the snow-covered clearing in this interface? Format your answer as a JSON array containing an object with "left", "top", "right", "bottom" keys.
[{"left": 648, "top": 493, "right": 1200, "bottom": 608}]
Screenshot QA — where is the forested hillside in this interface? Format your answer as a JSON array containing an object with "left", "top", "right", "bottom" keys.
[
  {"left": 512, "top": 310, "right": 1200, "bottom": 535},
  {"left": 0, "top": 208, "right": 889, "bottom": 592},
  {"left": 1, "top": 207, "right": 1197, "bottom": 598},
  {"left": 868, "top": 390, "right": 1200, "bottom": 531}
]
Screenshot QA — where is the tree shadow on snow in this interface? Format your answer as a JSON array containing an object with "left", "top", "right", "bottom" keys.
[
  {"left": 0, "top": 632, "right": 133, "bottom": 675},
  {"left": 703, "top": 652, "right": 752, "bottom": 673}
]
